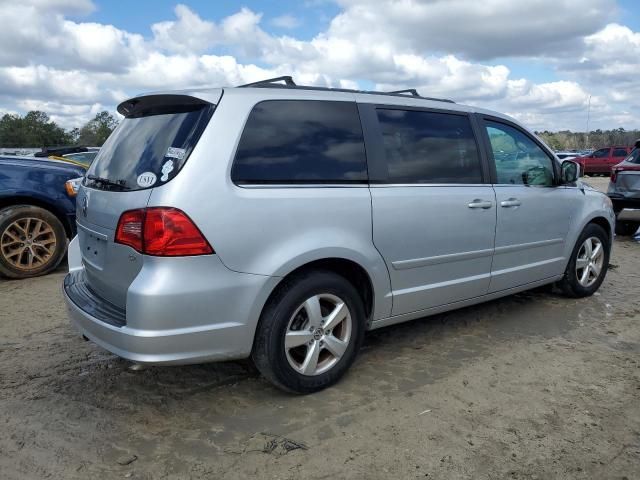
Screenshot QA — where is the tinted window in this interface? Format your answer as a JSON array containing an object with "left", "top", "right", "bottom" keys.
[
  {"left": 485, "top": 121, "right": 554, "bottom": 186},
  {"left": 376, "top": 109, "right": 482, "bottom": 183},
  {"left": 626, "top": 149, "right": 640, "bottom": 164},
  {"left": 86, "top": 103, "right": 214, "bottom": 191},
  {"left": 613, "top": 148, "right": 628, "bottom": 157},
  {"left": 593, "top": 148, "right": 609, "bottom": 158},
  {"left": 232, "top": 101, "right": 367, "bottom": 184}
]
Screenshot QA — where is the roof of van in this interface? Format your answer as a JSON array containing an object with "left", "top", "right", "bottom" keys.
[
  {"left": 219, "top": 85, "right": 521, "bottom": 127},
  {"left": 131, "top": 79, "right": 531, "bottom": 140}
]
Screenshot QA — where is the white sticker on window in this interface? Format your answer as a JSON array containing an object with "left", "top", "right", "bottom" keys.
[
  {"left": 166, "top": 147, "right": 186, "bottom": 160},
  {"left": 137, "top": 172, "right": 157, "bottom": 188},
  {"left": 160, "top": 160, "right": 174, "bottom": 182}
]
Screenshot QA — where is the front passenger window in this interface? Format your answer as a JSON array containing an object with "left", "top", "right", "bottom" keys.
[{"left": 485, "top": 121, "right": 554, "bottom": 186}]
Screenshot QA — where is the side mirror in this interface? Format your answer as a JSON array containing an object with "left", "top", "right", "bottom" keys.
[{"left": 561, "top": 160, "right": 579, "bottom": 183}]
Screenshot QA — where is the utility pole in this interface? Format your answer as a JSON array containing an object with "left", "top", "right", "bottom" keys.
[{"left": 585, "top": 95, "right": 591, "bottom": 149}]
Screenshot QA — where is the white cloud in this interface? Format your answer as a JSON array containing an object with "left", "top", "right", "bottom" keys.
[
  {"left": 271, "top": 14, "right": 301, "bottom": 29},
  {"left": 0, "top": 1, "right": 638, "bottom": 132},
  {"left": 329, "top": 0, "right": 616, "bottom": 60},
  {"left": 152, "top": 4, "right": 219, "bottom": 54}
]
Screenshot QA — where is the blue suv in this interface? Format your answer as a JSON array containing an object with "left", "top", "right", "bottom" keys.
[{"left": 0, "top": 156, "right": 85, "bottom": 278}]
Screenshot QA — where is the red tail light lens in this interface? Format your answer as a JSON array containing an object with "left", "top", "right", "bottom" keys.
[
  {"left": 115, "top": 209, "right": 144, "bottom": 252},
  {"left": 115, "top": 208, "right": 213, "bottom": 256},
  {"left": 611, "top": 169, "right": 618, "bottom": 182},
  {"left": 143, "top": 208, "right": 213, "bottom": 256}
]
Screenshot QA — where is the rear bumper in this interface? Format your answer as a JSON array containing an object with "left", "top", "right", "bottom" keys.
[
  {"left": 63, "top": 257, "right": 279, "bottom": 365},
  {"left": 65, "top": 285, "right": 252, "bottom": 364},
  {"left": 608, "top": 194, "right": 640, "bottom": 220},
  {"left": 617, "top": 209, "right": 640, "bottom": 222}
]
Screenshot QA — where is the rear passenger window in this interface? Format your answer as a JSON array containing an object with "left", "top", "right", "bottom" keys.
[
  {"left": 375, "top": 109, "right": 482, "bottom": 184},
  {"left": 232, "top": 100, "right": 367, "bottom": 184}
]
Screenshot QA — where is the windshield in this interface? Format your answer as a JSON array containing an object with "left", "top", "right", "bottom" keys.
[
  {"left": 625, "top": 148, "right": 640, "bottom": 164},
  {"left": 85, "top": 99, "right": 214, "bottom": 191}
]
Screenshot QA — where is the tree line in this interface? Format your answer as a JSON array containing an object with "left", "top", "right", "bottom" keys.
[
  {"left": 1, "top": 109, "right": 639, "bottom": 152},
  {"left": 0, "top": 110, "right": 118, "bottom": 148},
  {"left": 535, "top": 128, "right": 640, "bottom": 151}
]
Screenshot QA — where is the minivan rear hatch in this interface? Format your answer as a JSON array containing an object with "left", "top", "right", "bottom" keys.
[{"left": 77, "top": 92, "right": 218, "bottom": 310}]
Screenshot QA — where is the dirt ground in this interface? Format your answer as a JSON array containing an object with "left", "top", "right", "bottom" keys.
[{"left": 1, "top": 177, "right": 639, "bottom": 480}]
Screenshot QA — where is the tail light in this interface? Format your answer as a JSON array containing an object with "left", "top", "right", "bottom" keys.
[
  {"left": 115, "top": 207, "right": 213, "bottom": 256},
  {"left": 611, "top": 169, "right": 618, "bottom": 183}
]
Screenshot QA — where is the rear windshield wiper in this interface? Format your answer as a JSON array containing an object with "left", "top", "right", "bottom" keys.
[{"left": 86, "top": 175, "right": 130, "bottom": 190}]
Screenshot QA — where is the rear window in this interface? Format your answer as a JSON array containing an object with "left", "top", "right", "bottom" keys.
[
  {"left": 85, "top": 96, "right": 214, "bottom": 191},
  {"left": 231, "top": 100, "right": 367, "bottom": 184},
  {"left": 626, "top": 149, "right": 640, "bottom": 164}
]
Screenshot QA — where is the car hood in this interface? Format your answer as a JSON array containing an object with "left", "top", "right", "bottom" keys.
[{"left": 0, "top": 156, "right": 86, "bottom": 176}]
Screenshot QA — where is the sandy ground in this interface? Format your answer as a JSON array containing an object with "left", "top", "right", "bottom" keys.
[{"left": 1, "top": 177, "right": 639, "bottom": 479}]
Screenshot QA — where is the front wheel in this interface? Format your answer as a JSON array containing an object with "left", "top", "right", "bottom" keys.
[
  {"left": 252, "top": 270, "right": 366, "bottom": 394},
  {"left": 558, "top": 223, "right": 610, "bottom": 298}
]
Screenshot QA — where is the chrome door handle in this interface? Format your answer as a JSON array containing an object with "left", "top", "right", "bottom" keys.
[
  {"left": 500, "top": 198, "right": 522, "bottom": 208},
  {"left": 468, "top": 199, "right": 493, "bottom": 209}
]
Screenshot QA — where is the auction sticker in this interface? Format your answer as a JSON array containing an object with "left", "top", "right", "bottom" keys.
[
  {"left": 136, "top": 172, "right": 157, "bottom": 188},
  {"left": 166, "top": 147, "right": 186, "bottom": 160}
]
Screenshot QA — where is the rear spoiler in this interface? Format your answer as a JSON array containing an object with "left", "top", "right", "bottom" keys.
[{"left": 117, "top": 94, "right": 213, "bottom": 119}]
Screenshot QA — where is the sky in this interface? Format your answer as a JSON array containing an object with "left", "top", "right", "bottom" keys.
[{"left": 0, "top": 0, "right": 639, "bottom": 132}]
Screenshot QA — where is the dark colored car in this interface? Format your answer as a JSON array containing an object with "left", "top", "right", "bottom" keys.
[
  {"left": 0, "top": 156, "right": 85, "bottom": 278},
  {"left": 575, "top": 146, "right": 633, "bottom": 176},
  {"left": 34, "top": 146, "right": 90, "bottom": 158},
  {"left": 608, "top": 140, "right": 640, "bottom": 235}
]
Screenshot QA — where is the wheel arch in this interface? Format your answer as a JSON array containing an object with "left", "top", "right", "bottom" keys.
[
  {"left": 586, "top": 216, "right": 613, "bottom": 243},
  {"left": 271, "top": 257, "right": 376, "bottom": 322}
]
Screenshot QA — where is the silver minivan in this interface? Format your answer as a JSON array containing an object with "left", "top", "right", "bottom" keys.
[{"left": 64, "top": 76, "right": 615, "bottom": 393}]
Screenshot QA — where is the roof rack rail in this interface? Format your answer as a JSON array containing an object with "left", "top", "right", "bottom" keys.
[
  {"left": 235, "top": 76, "right": 455, "bottom": 103},
  {"left": 388, "top": 89, "right": 419, "bottom": 97},
  {"left": 238, "top": 76, "right": 296, "bottom": 88}
]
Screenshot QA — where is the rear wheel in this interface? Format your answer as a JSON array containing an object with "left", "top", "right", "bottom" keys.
[
  {"left": 0, "top": 205, "right": 67, "bottom": 279},
  {"left": 252, "top": 270, "right": 365, "bottom": 394},
  {"left": 558, "top": 223, "right": 610, "bottom": 298}
]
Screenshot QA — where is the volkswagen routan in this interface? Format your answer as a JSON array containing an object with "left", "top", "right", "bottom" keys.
[{"left": 64, "top": 76, "right": 615, "bottom": 393}]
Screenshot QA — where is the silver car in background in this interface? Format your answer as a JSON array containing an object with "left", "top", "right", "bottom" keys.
[{"left": 64, "top": 76, "right": 615, "bottom": 393}]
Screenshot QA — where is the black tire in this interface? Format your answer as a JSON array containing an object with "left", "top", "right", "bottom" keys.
[
  {"left": 252, "top": 270, "right": 366, "bottom": 394},
  {"left": 615, "top": 220, "right": 639, "bottom": 236},
  {"left": 0, "top": 205, "right": 67, "bottom": 279},
  {"left": 558, "top": 223, "right": 610, "bottom": 298}
]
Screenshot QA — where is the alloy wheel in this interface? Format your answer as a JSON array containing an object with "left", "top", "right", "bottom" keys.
[
  {"left": 575, "top": 236, "right": 604, "bottom": 287},
  {"left": 0, "top": 217, "right": 57, "bottom": 272},
  {"left": 284, "top": 293, "right": 352, "bottom": 376}
]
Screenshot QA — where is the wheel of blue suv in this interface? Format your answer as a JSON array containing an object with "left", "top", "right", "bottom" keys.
[
  {"left": 252, "top": 270, "right": 366, "bottom": 394},
  {"left": 558, "top": 223, "right": 610, "bottom": 298},
  {"left": 0, "top": 205, "right": 67, "bottom": 279}
]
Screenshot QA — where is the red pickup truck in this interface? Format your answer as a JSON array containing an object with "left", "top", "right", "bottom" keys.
[{"left": 575, "top": 146, "right": 633, "bottom": 175}]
